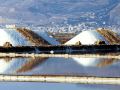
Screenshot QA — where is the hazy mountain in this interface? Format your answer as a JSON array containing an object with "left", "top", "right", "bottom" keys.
[{"left": 0, "top": 0, "right": 120, "bottom": 26}]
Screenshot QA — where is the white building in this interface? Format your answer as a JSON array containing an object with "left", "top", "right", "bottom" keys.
[{"left": 5, "top": 24, "right": 16, "bottom": 29}]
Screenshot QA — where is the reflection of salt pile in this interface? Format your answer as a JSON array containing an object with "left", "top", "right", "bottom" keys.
[
  {"left": 72, "top": 57, "right": 117, "bottom": 67},
  {"left": 0, "top": 28, "right": 60, "bottom": 46},
  {"left": 65, "top": 28, "right": 120, "bottom": 45},
  {"left": 72, "top": 57, "right": 100, "bottom": 67},
  {"left": 16, "top": 57, "right": 48, "bottom": 73},
  {"left": 0, "top": 59, "right": 11, "bottom": 73},
  {"left": 0, "top": 57, "right": 119, "bottom": 76},
  {"left": 0, "top": 58, "right": 28, "bottom": 74}
]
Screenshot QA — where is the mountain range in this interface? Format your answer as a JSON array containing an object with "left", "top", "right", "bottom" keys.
[{"left": 0, "top": 0, "right": 120, "bottom": 27}]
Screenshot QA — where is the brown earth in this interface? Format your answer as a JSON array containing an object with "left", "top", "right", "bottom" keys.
[
  {"left": 17, "top": 28, "right": 50, "bottom": 46},
  {"left": 16, "top": 28, "right": 120, "bottom": 45},
  {"left": 97, "top": 29, "right": 120, "bottom": 45},
  {"left": 50, "top": 33, "right": 76, "bottom": 44}
]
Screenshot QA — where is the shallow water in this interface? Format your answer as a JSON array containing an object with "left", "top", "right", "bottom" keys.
[
  {"left": 0, "top": 82, "right": 120, "bottom": 90},
  {"left": 0, "top": 56, "right": 120, "bottom": 77},
  {"left": 0, "top": 54, "right": 120, "bottom": 90}
]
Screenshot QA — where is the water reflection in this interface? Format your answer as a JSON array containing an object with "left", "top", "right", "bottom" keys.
[
  {"left": 0, "top": 56, "right": 120, "bottom": 77},
  {"left": 16, "top": 57, "right": 48, "bottom": 73},
  {"left": 72, "top": 57, "right": 118, "bottom": 67}
]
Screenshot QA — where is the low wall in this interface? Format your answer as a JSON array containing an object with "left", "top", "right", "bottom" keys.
[
  {"left": 0, "top": 75, "right": 120, "bottom": 85},
  {"left": 0, "top": 45, "right": 119, "bottom": 54}
]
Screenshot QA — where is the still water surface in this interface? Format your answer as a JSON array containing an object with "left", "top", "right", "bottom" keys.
[
  {"left": 0, "top": 56, "right": 120, "bottom": 77},
  {"left": 0, "top": 55, "right": 120, "bottom": 90}
]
